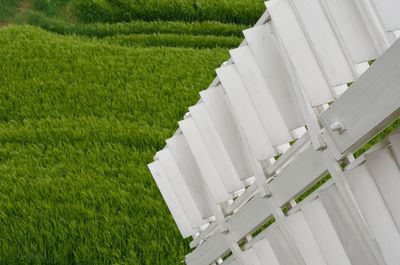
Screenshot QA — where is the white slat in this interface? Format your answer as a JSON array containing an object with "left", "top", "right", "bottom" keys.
[
  {"left": 302, "top": 198, "right": 352, "bottom": 265},
  {"left": 286, "top": 211, "right": 328, "bottom": 265},
  {"left": 320, "top": 0, "right": 378, "bottom": 63},
  {"left": 189, "top": 103, "right": 244, "bottom": 192},
  {"left": 388, "top": 132, "right": 400, "bottom": 166},
  {"left": 156, "top": 149, "right": 207, "bottom": 229},
  {"left": 148, "top": 161, "right": 194, "bottom": 238},
  {"left": 346, "top": 165, "right": 400, "bottom": 265},
  {"left": 319, "top": 186, "right": 378, "bottom": 265},
  {"left": 166, "top": 135, "right": 213, "bottom": 219},
  {"left": 243, "top": 23, "right": 304, "bottom": 130},
  {"left": 200, "top": 86, "right": 253, "bottom": 180},
  {"left": 292, "top": 0, "right": 356, "bottom": 87},
  {"left": 179, "top": 118, "right": 231, "bottom": 203},
  {"left": 365, "top": 148, "right": 400, "bottom": 231},
  {"left": 267, "top": 0, "right": 334, "bottom": 107},
  {"left": 371, "top": 0, "right": 400, "bottom": 32},
  {"left": 230, "top": 46, "right": 293, "bottom": 146},
  {"left": 242, "top": 248, "right": 262, "bottom": 265},
  {"left": 265, "top": 224, "right": 299, "bottom": 265},
  {"left": 252, "top": 237, "right": 281, "bottom": 265},
  {"left": 216, "top": 65, "right": 276, "bottom": 161}
]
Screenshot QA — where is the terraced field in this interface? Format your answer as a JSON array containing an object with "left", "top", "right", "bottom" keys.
[{"left": 0, "top": 0, "right": 264, "bottom": 264}]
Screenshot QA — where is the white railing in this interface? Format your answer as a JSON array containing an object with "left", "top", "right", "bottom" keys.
[{"left": 148, "top": 0, "right": 400, "bottom": 264}]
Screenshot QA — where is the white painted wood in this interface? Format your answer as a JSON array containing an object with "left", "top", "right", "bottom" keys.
[
  {"left": 346, "top": 165, "right": 400, "bottom": 265},
  {"left": 179, "top": 118, "right": 231, "bottom": 203},
  {"left": 286, "top": 211, "right": 328, "bottom": 265},
  {"left": 148, "top": 161, "right": 194, "bottom": 238},
  {"left": 320, "top": 39, "right": 400, "bottom": 154},
  {"left": 319, "top": 186, "right": 378, "bottom": 265},
  {"left": 267, "top": 0, "right": 334, "bottom": 107},
  {"left": 189, "top": 103, "right": 244, "bottom": 193},
  {"left": 200, "top": 86, "right": 253, "bottom": 180},
  {"left": 242, "top": 248, "right": 261, "bottom": 265},
  {"left": 302, "top": 198, "right": 352, "bottom": 265},
  {"left": 186, "top": 231, "right": 229, "bottom": 265},
  {"left": 388, "top": 132, "right": 400, "bottom": 166},
  {"left": 320, "top": 0, "right": 378, "bottom": 63},
  {"left": 292, "top": 0, "right": 356, "bottom": 87},
  {"left": 216, "top": 65, "right": 276, "bottom": 161},
  {"left": 230, "top": 46, "right": 293, "bottom": 146},
  {"left": 252, "top": 237, "right": 280, "bottom": 265},
  {"left": 166, "top": 135, "right": 214, "bottom": 219},
  {"left": 265, "top": 224, "right": 300, "bottom": 265},
  {"left": 267, "top": 144, "right": 327, "bottom": 206},
  {"left": 370, "top": 0, "right": 400, "bottom": 32},
  {"left": 156, "top": 149, "right": 207, "bottom": 228},
  {"left": 365, "top": 148, "right": 400, "bottom": 231}
]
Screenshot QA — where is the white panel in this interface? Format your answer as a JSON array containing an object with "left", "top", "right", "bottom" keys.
[
  {"left": 243, "top": 24, "right": 304, "bottom": 130},
  {"left": 252, "top": 237, "right": 281, "bottom": 265},
  {"left": 286, "top": 212, "right": 328, "bottom": 265},
  {"left": 156, "top": 149, "right": 206, "bottom": 228},
  {"left": 189, "top": 103, "right": 244, "bottom": 192},
  {"left": 216, "top": 65, "right": 276, "bottom": 161},
  {"left": 346, "top": 165, "right": 400, "bottom": 265},
  {"left": 293, "top": 0, "right": 355, "bottom": 87},
  {"left": 388, "top": 132, "right": 400, "bottom": 166},
  {"left": 200, "top": 86, "right": 253, "bottom": 180},
  {"left": 370, "top": 0, "right": 400, "bottom": 32},
  {"left": 242, "top": 248, "right": 262, "bottom": 265},
  {"left": 268, "top": 0, "right": 334, "bottom": 107},
  {"left": 265, "top": 225, "right": 299, "bottom": 265},
  {"left": 365, "top": 148, "right": 400, "bottom": 231},
  {"left": 320, "top": 186, "right": 377, "bottom": 265},
  {"left": 166, "top": 135, "right": 213, "bottom": 219},
  {"left": 148, "top": 161, "right": 194, "bottom": 238},
  {"left": 320, "top": 0, "right": 378, "bottom": 63},
  {"left": 179, "top": 118, "right": 231, "bottom": 203},
  {"left": 302, "top": 198, "right": 352, "bottom": 265},
  {"left": 230, "top": 46, "right": 293, "bottom": 146}
]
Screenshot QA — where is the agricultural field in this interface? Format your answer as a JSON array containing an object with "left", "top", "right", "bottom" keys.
[{"left": 0, "top": 0, "right": 265, "bottom": 264}]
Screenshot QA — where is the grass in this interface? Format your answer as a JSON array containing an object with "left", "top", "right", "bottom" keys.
[{"left": 0, "top": 25, "right": 231, "bottom": 264}]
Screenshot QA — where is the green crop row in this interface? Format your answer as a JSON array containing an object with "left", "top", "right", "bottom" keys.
[
  {"left": 71, "top": 0, "right": 265, "bottom": 25},
  {"left": 101, "top": 33, "right": 242, "bottom": 48},
  {"left": 0, "top": 25, "right": 229, "bottom": 264},
  {"left": 0, "top": 0, "right": 20, "bottom": 21},
  {"left": 21, "top": 11, "right": 247, "bottom": 38}
]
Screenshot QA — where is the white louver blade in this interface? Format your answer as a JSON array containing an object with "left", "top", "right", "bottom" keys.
[
  {"left": 148, "top": 161, "right": 194, "bottom": 238},
  {"left": 252, "top": 237, "right": 281, "bottom": 265},
  {"left": 166, "top": 134, "right": 214, "bottom": 219},
  {"left": 189, "top": 103, "right": 244, "bottom": 192},
  {"left": 230, "top": 46, "right": 293, "bottom": 146},
  {"left": 264, "top": 225, "right": 300, "bottom": 264},
  {"left": 179, "top": 118, "right": 232, "bottom": 203},
  {"left": 388, "top": 132, "right": 400, "bottom": 166},
  {"left": 319, "top": 186, "right": 380, "bottom": 265},
  {"left": 345, "top": 165, "right": 400, "bottom": 265},
  {"left": 292, "top": 0, "right": 356, "bottom": 87},
  {"left": 370, "top": 0, "right": 400, "bottom": 32},
  {"left": 200, "top": 86, "right": 253, "bottom": 181},
  {"left": 156, "top": 149, "right": 208, "bottom": 229},
  {"left": 242, "top": 248, "right": 262, "bottom": 265},
  {"left": 216, "top": 65, "right": 276, "bottom": 161},
  {"left": 267, "top": 0, "right": 334, "bottom": 107},
  {"left": 286, "top": 211, "right": 328, "bottom": 265},
  {"left": 243, "top": 23, "right": 304, "bottom": 131},
  {"left": 320, "top": 0, "right": 379, "bottom": 63},
  {"left": 365, "top": 148, "right": 400, "bottom": 231},
  {"left": 302, "top": 198, "right": 352, "bottom": 265}
]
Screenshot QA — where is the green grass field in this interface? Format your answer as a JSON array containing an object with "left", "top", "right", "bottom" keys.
[{"left": 0, "top": 0, "right": 264, "bottom": 263}]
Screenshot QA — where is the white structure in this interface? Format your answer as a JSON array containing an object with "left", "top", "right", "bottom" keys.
[{"left": 148, "top": 0, "right": 400, "bottom": 264}]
